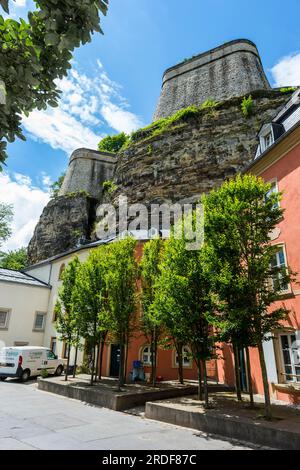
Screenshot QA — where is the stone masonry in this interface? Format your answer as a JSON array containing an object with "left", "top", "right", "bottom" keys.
[{"left": 154, "top": 39, "right": 270, "bottom": 120}]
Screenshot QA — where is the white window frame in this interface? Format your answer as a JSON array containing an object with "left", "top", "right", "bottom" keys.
[
  {"left": 141, "top": 345, "right": 153, "bottom": 366},
  {"left": 259, "top": 124, "right": 274, "bottom": 153},
  {"left": 265, "top": 179, "right": 280, "bottom": 209},
  {"left": 0, "top": 309, "right": 10, "bottom": 330},
  {"left": 33, "top": 312, "right": 46, "bottom": 332},
  {"left": 174, "top": 346, "right": 193, "bottom": 368},
  {"left": 270, "top": 244, "right": 291, "bottom": 295},
  {"left": 279, "top": 333, "right": 300, "bottom": 383}
]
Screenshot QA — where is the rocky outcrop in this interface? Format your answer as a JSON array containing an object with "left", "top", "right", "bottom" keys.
[
  {"left": 28, "top": 194, "right": 98, "bottom": 264},
  {"left": 113, "top": 91, "right": 290, "bottom": 208}
]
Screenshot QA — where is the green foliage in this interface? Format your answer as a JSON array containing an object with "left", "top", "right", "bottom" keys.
[
  {"left": 50, "top": 173, "right": 65, "bottom": 199},
  {"left": 280, "top": 87, "right": 297, "bottom": 94},
  {"left": 102, "top": 180, "right": 118, "bottom": 195},
  {"left": 0, "top": 202, "right": 12, "bottom": 247},
  {"left": 140, "top": 238, "right": 164, "bottom": 383},
  {"left": 98, "top": 132, "right": 129, "bottom": 153},
  {"left": 102, "top": 237, "right": 137, "bottom": 387},
  {"left": 40, "top": 368, "right": 49, "bottom": 378},
  {"left": 241, "top": 95, "right": 254, "bottom": 117},
  {"left": 55, "top": 257, "right": 81, "bottom": 345},
  {"left": 130, "top": 106, "right": 201, "bottom": 144},
  {"left": 203, "top": 174, "right": 292, "bottom": 418},
  {"left": 152, "top": 213, "right": 214, "bottom": 397},
  {"left": 201, "top": 99, "right": 217, "bottom": 109},
  {"left": 0, "top": 247, "right": 28, "bottom": 270},
  {"left": 72, "top": 247, "right": 111, "bottom": 384},
  {"left": 0, "top": 1, "right": 109, "bottom": 167}
]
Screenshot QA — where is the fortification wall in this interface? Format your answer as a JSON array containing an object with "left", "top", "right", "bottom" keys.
[
  {"left": 60, "top": 148, "right": 116, "bottom": 200},
  {"left": 113, "top": 91, "right": 289, "bottom": 211},
  {"left": 154, "top": 39, "right": 270, "bottom": 120}
]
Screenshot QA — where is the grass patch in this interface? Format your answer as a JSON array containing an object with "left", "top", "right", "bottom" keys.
[{"left": 280, "top": 87, "right": 297, "bottom": 94}]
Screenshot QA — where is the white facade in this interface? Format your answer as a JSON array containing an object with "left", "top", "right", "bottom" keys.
[
  {"left": 0, "top": 278, "right": 50, "bottom": 349},
  {"left": 25, "top": 246, "right": 92, "bottom": 365}
]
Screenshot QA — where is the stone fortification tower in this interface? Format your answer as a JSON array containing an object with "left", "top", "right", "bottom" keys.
[
  {"left": 59, "top": 148, "right": 116, "bottom": 200},
  {"left": 154, "top": 39, "right": 270, "bottom": 120}
]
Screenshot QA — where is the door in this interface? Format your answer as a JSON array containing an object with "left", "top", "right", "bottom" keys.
[
  {"left": 45, "top": 349, "right": 58, "bottom": 374},
  {"left": 110, "top": 344, "right": 120, "bottom": 377}
]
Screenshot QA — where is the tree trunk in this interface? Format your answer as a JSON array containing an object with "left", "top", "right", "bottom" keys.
[
  {"left": 65, "top": 343, "right": 71, "bottom": 382},
  {"left": 257, "top": 340, "right": 272, "bottom": 420},
  {"left": 118, "top": 342, "right": 125, "bottom": 390},
  {"left": 152, "top": 329, "right": 158, "bottom": 387},
  {"left": 197, "top": 359, "right": 203, "bottom": 401},
  {"left": 90, "top": 344, "right": 96, "bottom": 386},
  {"left": 73, "top": 344, "right": 78, "bottom": 378},
  {"left": 233, "top": 343, "right": 242, "bottom": 401},
  {"left": 177, "top": 346, "right": 184, "bottom": 384},
  {"left": 245, "top": 347, "right": 254, "bottom": 408},
  {"left": 95, "top": 339, "right": 101, "bottom": 382},
  {"left": 124, "top": 337, "right": 129, "bottom": 385},
  {"left": 98, "top": 338, "right": 105, "bottom": 381},
  {"left": 203, "top": 360, "right": 209, "bottom": 408}
]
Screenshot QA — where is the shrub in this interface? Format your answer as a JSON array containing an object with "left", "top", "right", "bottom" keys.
[
  {"left": 102, "top": 180, "right": 118, "bottom": 194},
  {"left": 241, "top": 95, "right": 254, "bottom": 117},
  {"left": 41, "top": 368, "right": 49, "bottom": 379},
  {"left": 98, "top": 132, "right": 129, "bottom": 153}
]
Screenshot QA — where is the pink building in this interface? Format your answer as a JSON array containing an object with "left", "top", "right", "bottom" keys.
[{"left": 217, "top": 89, "right": 300, "bottom": 404}]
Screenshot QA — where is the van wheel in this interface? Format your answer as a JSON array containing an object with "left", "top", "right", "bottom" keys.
[
  {"left": 0, "top": 377, "right": 7, "bottom": 381},
  {"left": 55, "top": 365, "right": 63, "bottom": 376},
  {"left": 21, "top": 369, "right": 30, "bottom": 382}
]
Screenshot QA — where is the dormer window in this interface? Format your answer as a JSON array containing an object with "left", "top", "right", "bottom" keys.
[{"left": 264, "top": 131, "right": 274, "bottom": 150}]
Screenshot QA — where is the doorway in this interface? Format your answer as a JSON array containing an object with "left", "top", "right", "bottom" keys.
[{"left": 110, "top": 344, "right": 121, "bottom": 377}]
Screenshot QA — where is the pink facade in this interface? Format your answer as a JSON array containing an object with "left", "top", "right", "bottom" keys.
[{"left": 217, "top": 125, "right": 300, "bottom": 404}]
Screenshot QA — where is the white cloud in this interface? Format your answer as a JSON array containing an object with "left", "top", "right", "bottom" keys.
[
  {"left": 15, "top": 0, "right": 27, "bottom": 6},
  {"left": 0, "top": 172, "right": 50, "bottom": 251},
  {"left": 23, "top": 108, "right": 101, "bottom": 155},
  {"left": 271, "top": 52, "right": 300, "bottom": 88},
  {"left": 22, "top": 62, "right": 143, "bottom": 155}
]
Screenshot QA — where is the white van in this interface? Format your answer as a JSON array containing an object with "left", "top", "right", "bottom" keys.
[{"left": 0, "top": 346, "right": 64, "bottom": 382}]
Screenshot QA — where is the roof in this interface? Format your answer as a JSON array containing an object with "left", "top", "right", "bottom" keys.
[
  {"left": 0, "top": 268, "right": 51, "bottom": 288},
  {"left": 24, "top": 236, "right": 117, "bottom": 270},
  {"left": 245, "top": 120, "right": 300, "bottom": 174}
]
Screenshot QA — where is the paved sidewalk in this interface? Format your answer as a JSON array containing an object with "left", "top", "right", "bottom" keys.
[{"left": 0, "top": 380, "right": 252, "bottom": 450}]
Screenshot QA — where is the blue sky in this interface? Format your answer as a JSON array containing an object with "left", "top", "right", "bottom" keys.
[{"left": 1, "top": 0, "right": 300, "bottom": 250}]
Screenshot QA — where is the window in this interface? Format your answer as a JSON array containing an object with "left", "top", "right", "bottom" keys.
[
  {"left": 47, "top": 349, "right": 57, "bottom": 360},
  {"left": 175, "top": 346, "right": 192, "bottom": 368},
  {"left": 270, "top": 246, "right": 289, "bottom": 293},
  {"left": 141, "top": 346, "right": 153, "bottom": 365},
  {"left": 280, "top": 333, "right": 300, "bottom": 383},
  {"left": 0, "top": 310, "right": 9, "bottom": 329},
  {"left": 264, "top": 132, "right": 273, "bottom": 150},
  {"left": 58, "top": 264, "right": 65, "bottom": 281},
  {"left": 265, "top": 180, "right": 279, "bottom": 209},
  {"left": 50, "top": 338, "right": 57, "bottom": 355},
  {"left": 33, "top": 312, "right": 46, "bottom": 331}
]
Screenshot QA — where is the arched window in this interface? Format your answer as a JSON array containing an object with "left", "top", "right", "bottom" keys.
[
  {"left": 175, "top": 346, "right": 192, "bottom": 367},
  {"left": 141, "top": 345, "right": 153, "bottom": 365},
  {"left": 58, "top": 264, "right": 65, "bottom": 281}
]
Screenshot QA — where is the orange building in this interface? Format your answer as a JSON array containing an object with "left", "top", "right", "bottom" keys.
[
  {"left": 217, "top": 88, "right": 300, "bottom": 404},
  {"left": 100, "top": 242, "right": 217, "bottom": 383}
]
